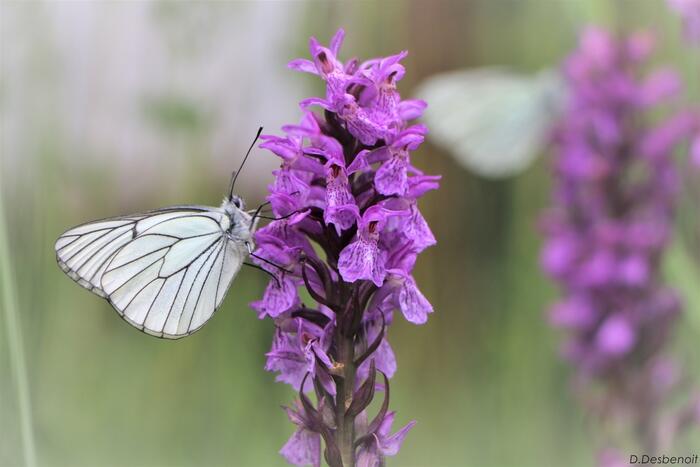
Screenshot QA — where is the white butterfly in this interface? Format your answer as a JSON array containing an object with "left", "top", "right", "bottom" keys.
[
  {"left": 415, "top": 67, "right": 566, "bottom": 178},
  {"left": 55, "top": 129, "right": 265, "bottom": 339}
]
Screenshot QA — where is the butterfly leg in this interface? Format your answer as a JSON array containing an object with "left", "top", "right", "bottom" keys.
[
  {"left": 253, "top": 209, "right": 306, "bottom": 222},
  {"left": 246, "top": 241, "right": 293, "bottom": 275},
  {"left": 243, "top": 261, "right": 281, "bottom": 287},
  {"left": 248, "top": 201, "right": 272, "bottom": 227},
  {"left": 248, "top": 191, "right": 303, "bottom": 227},
  {"left": 248, "top": 252, "right": 293, "bottom": 275}
]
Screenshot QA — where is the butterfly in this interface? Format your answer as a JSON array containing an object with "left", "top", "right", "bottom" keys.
[
  {"left": 415, "top": 67, "right": 566, "bottom": 178},
  {"left": 55, "top": 128, "right": 270, "bottom": 339}
]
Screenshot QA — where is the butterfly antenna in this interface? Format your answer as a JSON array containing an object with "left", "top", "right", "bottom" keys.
[{"left": 229, "top": 126, "right": 263, "bottom": 200}]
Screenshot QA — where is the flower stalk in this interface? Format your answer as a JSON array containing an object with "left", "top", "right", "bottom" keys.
[
  {"left": 336, "top": 331, "right": 356, "bottom": 466},
  {"left": 252, "top": 29, "right": 437, "bottom": 466}
]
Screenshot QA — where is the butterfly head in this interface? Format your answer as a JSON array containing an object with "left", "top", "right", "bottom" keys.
[
  {"left": 221, "top": 195, "right": 255, "bottom": 243},
  {"left": 222, "top": 195, "right": 248, "bottom": 220},
  {"left": 228, "top": 194, "right": 245, "bottom": 211}
]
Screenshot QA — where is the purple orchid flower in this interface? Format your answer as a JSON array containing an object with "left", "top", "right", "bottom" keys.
[
  {"left": 323, "top": 159, "right": 360, "bottom": 234},
  {"left": 355, "top": 411, "right": 415, "bottom": 467},
  {"left": 280, "top": 400, "right": 323, "bottom": 467},
  {"left": 368, "top": 126, "right": 427, "bottom": 196},
  {"left": 338, "top": 205, "right": 408, "bottom": 287},
  {"left": 265, "top": 316, "right": 335, "bottom": 395},
  {"left": 252, "top": 29, "right": 438, "bottom": 466}
]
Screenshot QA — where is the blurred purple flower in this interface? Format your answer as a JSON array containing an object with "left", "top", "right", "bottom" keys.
[
  {"left": 692, "top": 132, "right": 700, "bottom": 166},
  {"left": 597, "top": 449, "right": 629, "bottom": 467},
  {"left": 541, "top": 27, "right": 698, "bottom": 459},
  {"left": 255, "top": 29, "right": 438, "bottom": 466},
  {"left": 668, "top": 0, "right": 700, "bottom": 44}
]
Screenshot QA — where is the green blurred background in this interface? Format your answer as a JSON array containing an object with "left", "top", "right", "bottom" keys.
[{"left": 1, "top": 1, "right": 698, "bottom": 466}]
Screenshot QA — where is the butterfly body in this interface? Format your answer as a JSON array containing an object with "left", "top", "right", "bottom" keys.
[
  {"left": 55, "top": 196, "right": 258, "bottom": 339},
  {"left": 222, "top": 195, "right": 255, "bottom": 245}
]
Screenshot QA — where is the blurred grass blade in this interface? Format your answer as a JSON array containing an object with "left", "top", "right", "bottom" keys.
[
  {"left": 666, "top": 237, "right": 700, "bottom": 332},
  {"left": 0, "top": 183, "right": 37, "bottom": 467}
]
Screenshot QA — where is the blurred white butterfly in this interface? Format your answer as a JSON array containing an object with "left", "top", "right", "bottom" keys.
[
  {"left": 55, "top": 128, "right": 267, "bottom": 339},
  {"left": 415, "top": 67, "right": 566, "bottom": 178}
]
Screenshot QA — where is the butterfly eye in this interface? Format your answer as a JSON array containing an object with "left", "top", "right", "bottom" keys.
[{"left": 231, "top": 196, "right": 243, "bottom": 209}]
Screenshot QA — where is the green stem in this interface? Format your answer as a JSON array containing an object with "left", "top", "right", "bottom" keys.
[
  {"left": 334, "top": 329, "right": 356, "bottom": 467},
  {"left": 0, "top": 179, "right": 37, "bottom": 467}
]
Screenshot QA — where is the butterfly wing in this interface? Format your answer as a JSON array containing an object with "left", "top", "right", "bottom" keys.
[
  {"left": 415, "top": 67, "right": 566, "bottom": 178},
  {"left": 55, "top": 215, "right": 147, "bottom": 297},
  {"left": 55, "top": 207, "right": 213, "bottom": 296},
  {"left": 56, "top": 207, "right": 247, "bottom": 338}
]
